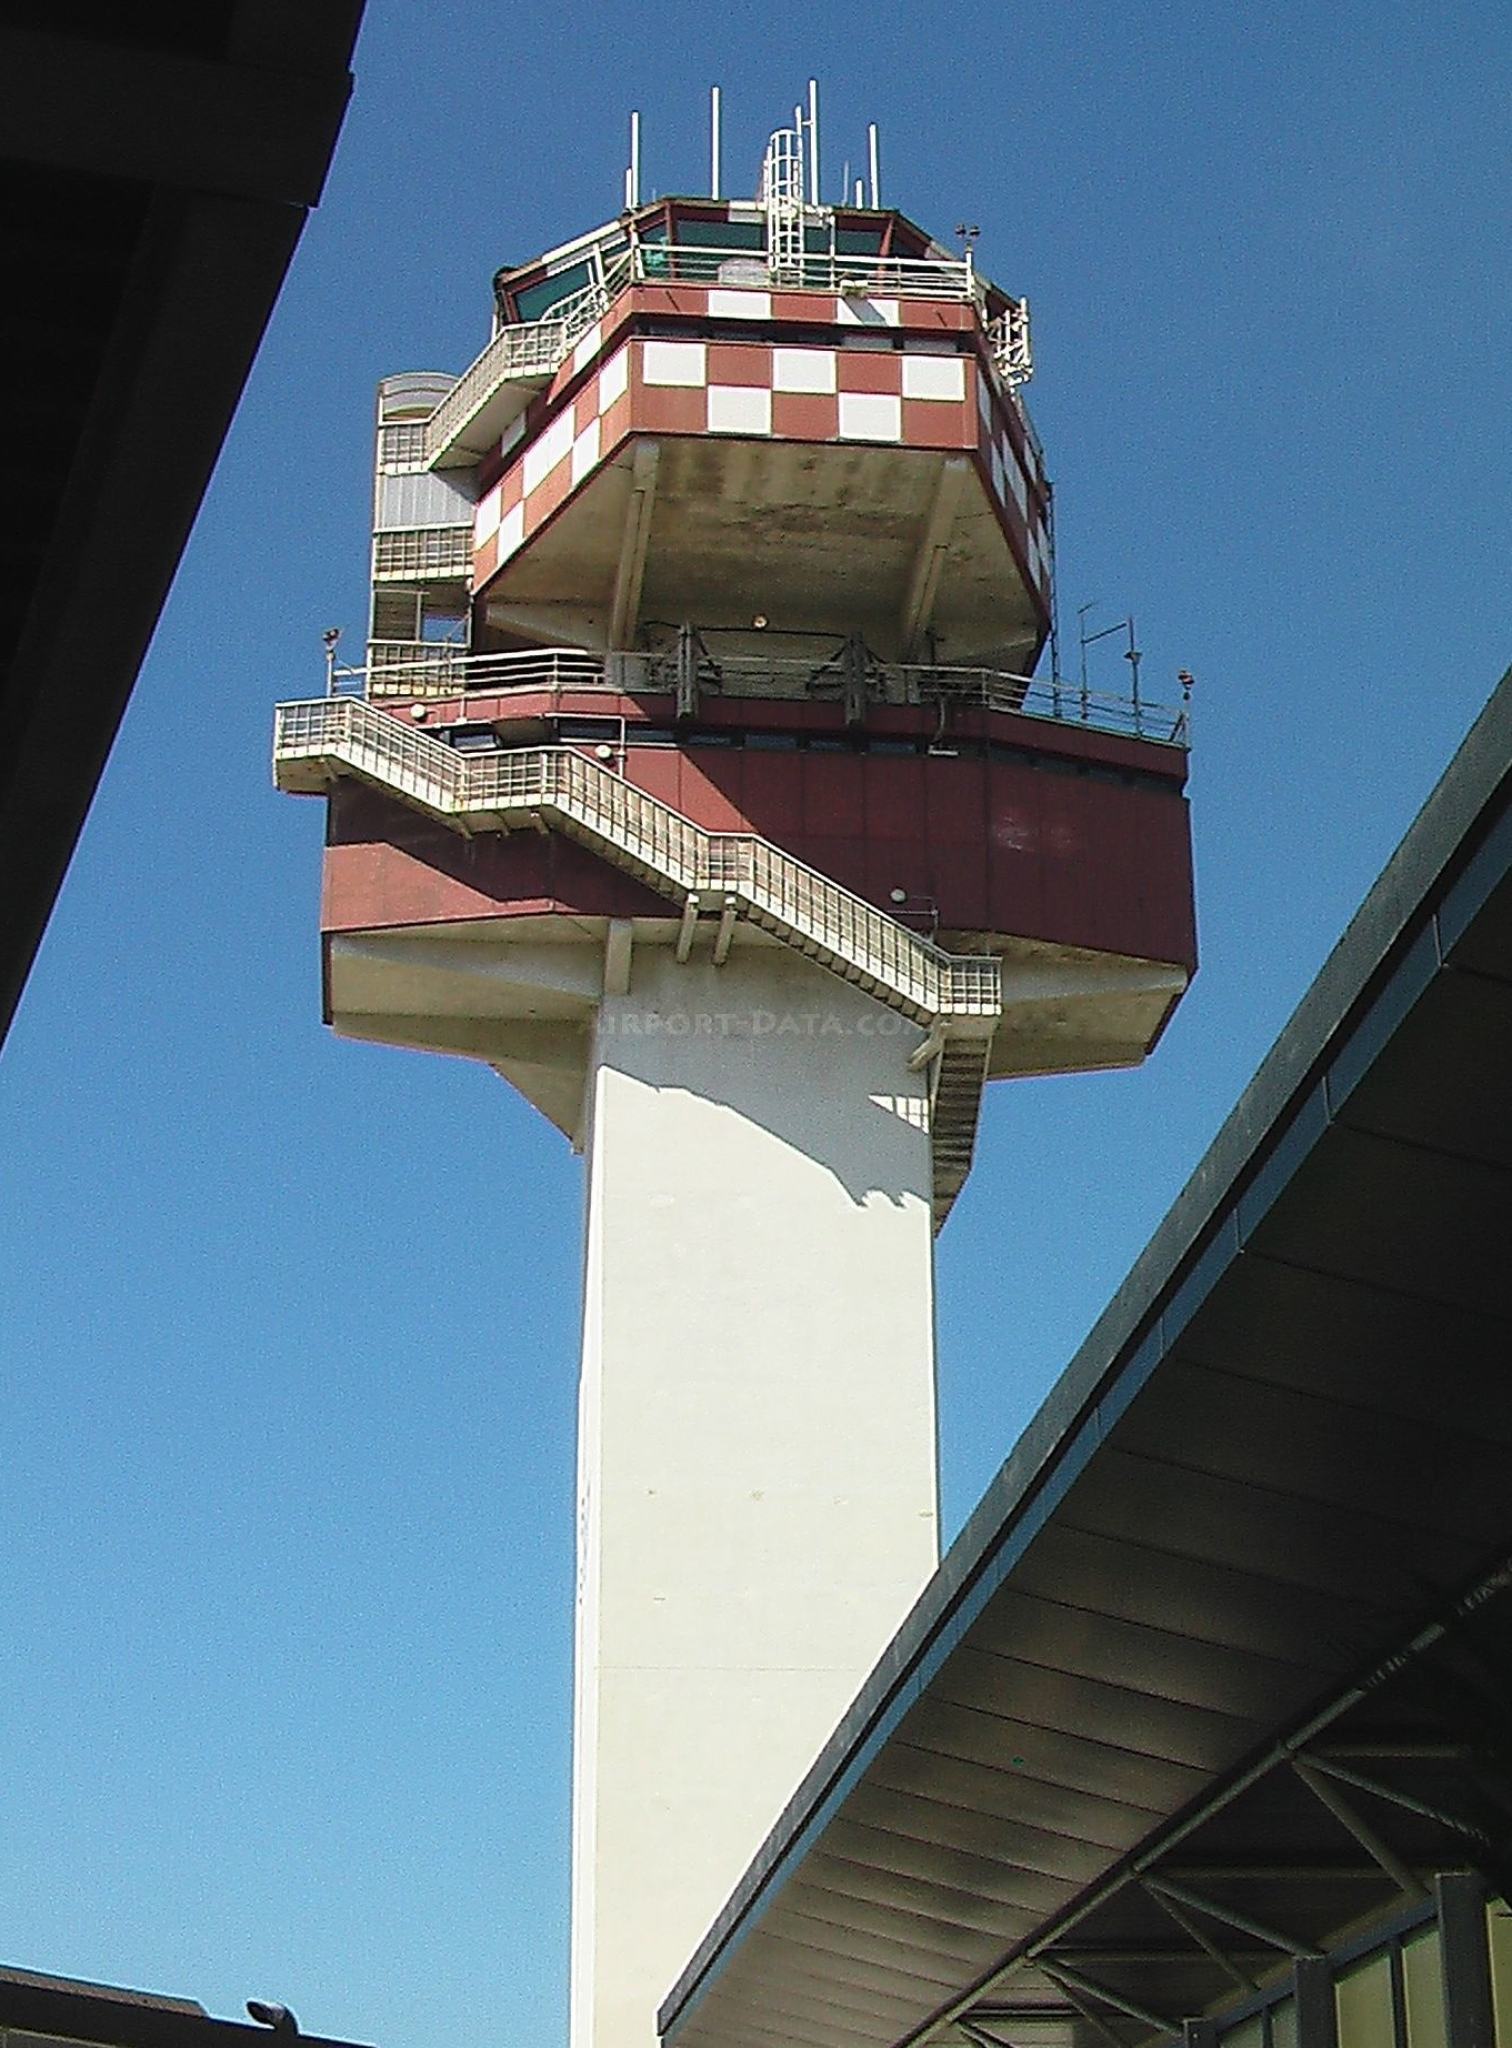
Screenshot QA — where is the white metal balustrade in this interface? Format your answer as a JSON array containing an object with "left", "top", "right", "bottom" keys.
[
  {"left": 418, "top": 237, "right": 1009, "bottom": 472},
  {"left": 331, "top": 644, "right": 1190, "bottom": 748},
  {"left": 420, "top": 269, "right": 627, "bottom": 470}
]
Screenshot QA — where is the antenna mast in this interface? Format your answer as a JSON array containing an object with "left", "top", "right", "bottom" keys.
[{"left": 807, "top": 78, "right": 820, "bottom": 204}]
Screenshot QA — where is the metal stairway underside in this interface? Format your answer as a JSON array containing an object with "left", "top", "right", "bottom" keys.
[{"left": 276, "top": 695, "right": 998, "bottom": 1229}]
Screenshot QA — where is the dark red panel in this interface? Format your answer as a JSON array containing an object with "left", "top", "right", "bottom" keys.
[
  {"left": 862, "top": 754, "right": 928, "bottom": 840},
  {"left": 706, "top": 342, "right": 768, "bottom": 387},
  {"left": 727, "top": 751, "right": 803, "bottom": 838},
  {"left": 835, "top": 351, "right": 900, "bottom": 394},
  {"left": 804, "top": 751, "right": 865, "bottom": 838},
  {"left": 319, "top": 744, "right": 1198, "bottom": 975},
  {"left": 925, "top": 757, "right": 987, "bottom": 847},
  {"left": 982, "top": 765, "right": 1050, "bottom": 941},
  {"left": 322, "top": 785, "right": 667, "bottom": 932},
  {"left": 803, "top": 835, "right": 870, "bottom": 900},
  {"left": 627, "top": 750, "right": 683, "bottom": 811},
  {"left": 901, "top": 398, "right": 975, "bottom": 450},
  {"left": 772, "top": 392, "right": 839, "bottom": 440},
  {"left": 670, "top": 753, "right": 748, "bottom": 832}
]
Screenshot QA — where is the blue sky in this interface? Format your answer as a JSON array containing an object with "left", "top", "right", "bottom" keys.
[{"left": 2, "top": 3, "right": 1511, "bottom": 2046}]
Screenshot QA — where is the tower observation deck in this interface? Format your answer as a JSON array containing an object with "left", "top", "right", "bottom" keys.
[{"left": 275, "top": 96, "right": 1197, "bottom": 2048}]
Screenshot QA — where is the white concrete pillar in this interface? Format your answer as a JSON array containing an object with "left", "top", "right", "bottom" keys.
[{"left": 570, "top": 943, "right": 941, "bottom": 2048}]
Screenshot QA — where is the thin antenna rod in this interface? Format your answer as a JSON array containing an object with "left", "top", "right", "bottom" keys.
[
  {"left": 854, "top": 177, "right": 863, "bottom": 206},
  {"left": 867, "top": 123, "right": 880, "bottom": 208},
  {"left": 629, "top": 110, "right": 641, "bottom": 209},
  {"left": 710, "top": 85, "right": 721, "bottom": 199},
  {"left": 808, "top": 79, "right": 820, "bottom": 205}
]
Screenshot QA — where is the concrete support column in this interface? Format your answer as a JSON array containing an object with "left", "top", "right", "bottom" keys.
[{"left": 570, "top": 944, "right": 941, "bottom": 2048}]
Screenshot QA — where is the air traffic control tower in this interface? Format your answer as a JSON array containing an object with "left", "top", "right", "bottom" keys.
[{"left": 274, "top": 94, "right": 1198, "bottom": 2048}]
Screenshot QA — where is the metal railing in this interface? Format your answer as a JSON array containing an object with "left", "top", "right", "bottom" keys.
[
  {"left": 371, "top": 526, "right": 473, "bottom": 581},
  {"left": 614, "top": 241, "right": 975, "bottom": 300},
  {"left": 377, "top": 420, "right": 429, "bottom": 470},
  {"left": 420, "top": 239, "right": 993, "bottom": 470},
  {"left": 357, "top": 643, "right": 611, "bottom": 697},
  {"left": 421, "top": 270, "right": 623, "bottom": 467},
  {"left": 331, "top": 645, "right": 1189, "bottom": 747},
  {"left": 274, "top": 694, "right": 1001, "bottom": 1026}
]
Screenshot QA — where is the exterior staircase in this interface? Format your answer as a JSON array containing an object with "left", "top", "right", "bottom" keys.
[
  {"left": 275, "top": 694, "right": 998, "bottom": 1227},
  {"left": 930, "top": 1034, "right": 993, "bottom": 1230}
]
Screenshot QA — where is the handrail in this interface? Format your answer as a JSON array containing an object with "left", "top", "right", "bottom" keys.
[
  {"left": 419, "top": 240, "right": 991, "bottom": 471},
  {"left": 273, "top": 696, "right": 1002, "bottom": 1028},
  {"left": 625, "top": 244, "right": 975, "bottom": 298},
  {"left": 421, "top": 267, "right": 628, "bottom": 467},
  {"left": 338, "top": 645, "right": 1189, "bottom": 747}
]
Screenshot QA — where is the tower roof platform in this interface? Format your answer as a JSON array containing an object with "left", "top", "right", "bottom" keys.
[{"left": 659, "top": 657, "right": 1512, "bottom": 2048}]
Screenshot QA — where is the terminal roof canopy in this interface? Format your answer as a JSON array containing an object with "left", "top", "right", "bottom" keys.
[
  {"left": 0, "top": 1, "right": 363, "bottom": 1046},
  {"left": 660, "top": 659, "right": 1512, "bottom": 2048}
]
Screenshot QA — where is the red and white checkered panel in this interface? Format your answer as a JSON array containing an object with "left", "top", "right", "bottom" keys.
[
  {"left": 974, "top": 357, "right": 1052, "bottom": 607},
  {"left": 473, "top": 341, "right": 635, "bottom": 585},
  {"left": 475, "top": 287, "right": 1051, "bottom": 616},
  {"left": 537, "top": 289, "right": 979, "bottom": 418},
  {"left": 631, "top": 336, "right": 983, "bottom": 449}
]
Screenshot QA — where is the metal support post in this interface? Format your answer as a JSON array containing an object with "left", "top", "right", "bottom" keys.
[
  {"left": 676, "top": 622, "right": 700, "bottom": 722},
  {"left": 844, "top": 630, "right": 869, "bottom": 726},
  {"left": 1437, "top": 1872, "right": 1496, "bottom": 2048},
  {"left": 1294, "top": 1957, "right": 1338, "bottom": 2048}
]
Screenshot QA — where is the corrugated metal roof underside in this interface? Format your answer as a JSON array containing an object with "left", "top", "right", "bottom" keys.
[{"left": 660, "top": 664, "right": 1512, "bottom": 2048}]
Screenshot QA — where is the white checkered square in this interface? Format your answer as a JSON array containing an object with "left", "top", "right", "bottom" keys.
[
  {"left": 497, "top": 502, "right": 525, "bottom": 563},
  {"left": 773, "top": 347, "right": 836, "bottom": 394},
  {"left": 1008, "top": 448, "right": 1028, "bottom": 518},
  {"left": 1032, "top": 524, "right": 1051, "bottom": 586},
  {"left": 709, "top": 289, "right": 772, "bottom": 320},
  {"left": 571, "top": 418, "right": 601, "bottom": 484},
  {"left": 902, "top": 354, "right": 965, "bottom": 401},
  {"left": 707, "top": 386, "right": 772, "bottom": 435},
  {"left": 838, "top": 391, "right": 902, "bottom": 441},
  {"left": 836, "top": 296, "right": 900, "bottom": 327},
  {"left": 573, "top": 322, "right": 603, "bottom": 374},
  {"left": 642, "top": 339, "right": 707, "bottom": 387},
  {"left": 598, "top": 345, "right": 629, "bottom": 411},
  {"left": 474, "top": 483, "right": 502, "bottom": 544},
  {"left": 523, "top": 409, "right": 573, "bottom": 494}
]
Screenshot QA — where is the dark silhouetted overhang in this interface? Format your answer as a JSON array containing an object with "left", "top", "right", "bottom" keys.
[{"left": 0, "top": 2, "right": 363, "bottom": 1044}]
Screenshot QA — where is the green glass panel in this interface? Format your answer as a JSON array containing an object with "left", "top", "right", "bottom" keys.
[
  {"left": 1222, "top": 2017, "right": 1264, "bottom": 2048},
  {"left": 1271, "top": 1996, "right": 1298, "bottom": 2048},
  {"left": 1403, "top": 1926, "right": 1447, "bottom": 2048},
  {"left": 515, "top": 260, "right": 591, "bottom": 321},
  {"left": 1336, "top": 1951, "right": 1396, "bottom": 2048},
  {"left": 671, "top": 218, "right": 763, "bottom": 249},
  {"left": 1488, "top": 1903, "right": 1512, "bottom": 2045}
]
